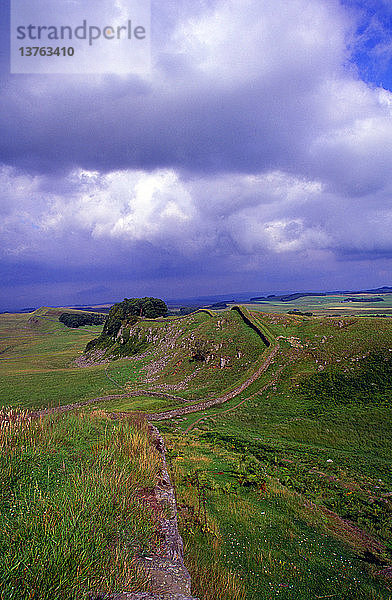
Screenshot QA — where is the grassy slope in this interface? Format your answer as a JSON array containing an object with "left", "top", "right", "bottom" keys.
[
  {"left": 163, "top": 312, "right": 392, "bottom": 600},
  {"left": 0, "top": 410, "right": 161, "bottom": 600},
  {"left": 0, "top": 308, "right": 119, "bottom": 409},
  {"left": 1, "top": 306, "right": 392, "bottom": 599},
  {"left": 83, "top": 309, "right": 268, "bottom": 412},
  {"left": 0, "top": 308, "right": 267, "bottom": 412},
  {"left": 170, "top": 437, "right": 391, "bottom": 600}
]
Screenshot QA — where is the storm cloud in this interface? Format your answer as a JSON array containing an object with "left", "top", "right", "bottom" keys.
[{"left": 1, "top": 0, "right": 392, "bottom": 309}]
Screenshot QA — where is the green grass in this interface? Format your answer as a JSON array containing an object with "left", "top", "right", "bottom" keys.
[
  {"left": 0, "top": 367, "right": 117, "bottom": 409},
  {"left": 2, "top": 305, "right": 392, "bottom": 599},
  {"left": 0, "top": 409, "right": 162, "bottom": 600},
  {"left": 161, "top": 310, "right": 392, "bottom": 599},
  {"left": 87, "top": 395, "right": 181, "bottom": 413},
  {"left": 0, "top": 309, "right": 152, "bottom": 409},
  {"left": 0, "top": 309, "right": 117, "bottom": 409},
  {"left": 169, "top": 435, "right": 392, "bottom": 600},
  {"left": 244, "top": 292, "right": 392, "bottom": 317}
]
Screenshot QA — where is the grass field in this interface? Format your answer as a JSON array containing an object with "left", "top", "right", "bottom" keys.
[
  {"left": 0, "top": 307, "right": 268, "bottom": 412},
  {"left": 242, "top": 292, "right": 392, "bottom": 317},
  {"left": 169, "top": 435, "right": 391, "bottom": 600},
  {"left": 0, "top": 308, "right": 117, "bottom": 409},
  {"left": 157, "top": 311, "right": 392, "bottom": 599}
]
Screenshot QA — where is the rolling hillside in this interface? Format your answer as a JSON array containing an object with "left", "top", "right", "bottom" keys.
[{"left": 0, "top": 306, "right": 391, "bottom": 599}]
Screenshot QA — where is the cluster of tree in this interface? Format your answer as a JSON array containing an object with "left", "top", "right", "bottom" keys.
[
  {"left": 102, "top": 297, "right": 168, "bottom": 338},
  {"left": 85, "top": 297, "right": 168, "bottom": 355},
  {"left": 342, "top": 297, "right": 384, "bottom": 303},
  {"left": 59, "top": 312, "right": 106, "bottom": 328},
  {"left": 288, "top": 310, "right": 313, "bottom": 317}
]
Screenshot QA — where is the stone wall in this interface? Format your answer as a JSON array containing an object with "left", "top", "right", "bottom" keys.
[{"left": 89, "top": 426, "right": 199, "bottom": 600}]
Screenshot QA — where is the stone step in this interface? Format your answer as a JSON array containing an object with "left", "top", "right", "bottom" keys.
[{"left": 137, "top": 557, "right": 192, "bottom": 596}]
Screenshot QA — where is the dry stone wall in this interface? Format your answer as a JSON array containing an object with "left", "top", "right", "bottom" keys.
[{"left": 90, "top": 426, "right": 198, "bottom": 600}]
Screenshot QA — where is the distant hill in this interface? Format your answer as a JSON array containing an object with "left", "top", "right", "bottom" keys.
[
  {"left": 250, "top": 286, "right": 392, "bottom": 303},
  {"left": 4, "top": 285, "right": 392, "bottom": 315},
  {"left": 250, "top": 292, "right": 327, "bottom": 302}
]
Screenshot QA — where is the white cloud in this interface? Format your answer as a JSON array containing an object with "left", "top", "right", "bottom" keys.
[
  {"left": 171, "top": 0, "right": 350, "bottom": 87},
  {"left": 3, "top": 163, "right": 392, "bottom": 270}
]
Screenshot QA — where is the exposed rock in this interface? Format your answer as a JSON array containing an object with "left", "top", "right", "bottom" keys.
[{"left": 220, "top": 357, "right": 230, "bottom": 368}]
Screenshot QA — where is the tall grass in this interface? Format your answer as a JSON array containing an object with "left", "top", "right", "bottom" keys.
[
  {"left": 183, "top": 543, "right": 247, "bottom": 600},
  {"left": 0, "top": 410, "right": 162, "bottom": 600}
]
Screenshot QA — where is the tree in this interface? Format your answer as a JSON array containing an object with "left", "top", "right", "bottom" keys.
[
  {"left": 59, "top": 312, "right": 106, "bottom": 328},
  {"left": 102, "top": 297, "right": 168, "bottom": 338}
]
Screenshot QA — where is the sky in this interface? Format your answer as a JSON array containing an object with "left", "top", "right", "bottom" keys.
[{"left": 1, "top": 0, "right": 392, "bottom": 310}]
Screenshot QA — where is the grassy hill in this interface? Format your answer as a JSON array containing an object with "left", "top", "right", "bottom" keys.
[
  {"left": 74, "top": 307, "right": 272, "bottom": 415},
  {"left": 161, "top": 311, "right": 392, "bottom": 599},
  {"left": 0, "top": 307, "right": 269, "bottom": 412},
  {"left": 0, "top": 306, "right": 392, "bottom": 599},
  {"left": 0, "top": 307, "right": 117, "bottom": 409}
]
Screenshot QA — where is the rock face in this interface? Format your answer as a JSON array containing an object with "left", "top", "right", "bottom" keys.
[{"left": 90, "top": 427, "right": 198, "bottom": 600}]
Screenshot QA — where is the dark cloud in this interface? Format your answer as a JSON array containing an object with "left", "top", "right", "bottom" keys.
[
  {"left": 0, "top": 0, "right": 350, "bottom": 176},
  {"left": 1, "top": 0, "right": 392, "bottom": 309}
]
